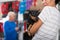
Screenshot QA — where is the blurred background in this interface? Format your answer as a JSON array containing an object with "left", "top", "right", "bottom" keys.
[{"left": 0, "top": 0, "right": 60, "bottom": 40}]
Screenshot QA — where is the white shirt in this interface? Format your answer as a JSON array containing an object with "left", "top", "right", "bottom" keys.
[{"left": 32, "top": 6, "right": 60, "bottom": 40}]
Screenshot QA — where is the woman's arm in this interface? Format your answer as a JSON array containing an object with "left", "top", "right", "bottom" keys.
[
  {"left": 28, "top": 24, "right": 32, "bottom": 31},
  {"left": 29, "top": 19, "right": 43, "bottom": 35}
]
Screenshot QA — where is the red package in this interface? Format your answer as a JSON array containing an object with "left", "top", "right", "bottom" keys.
[
  {"left": 33, "top": 0, "right": 37, "bottom": 6},
  {"left": 0, "top": 23, "right": 3, "bottom": 32},
  {"left": 24, "top": 21, "right": 27, "bottom": 31},
  {"left": 1, "top": 2, "right": 9, "bottom": 15},
  {"left": 12, "top": 1, "right": 20, "bottom": 12}
]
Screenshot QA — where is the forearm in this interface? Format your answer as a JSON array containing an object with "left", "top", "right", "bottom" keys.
[
  {"left": 28, "top": 24, "right": 32, "bottom": 31},
  {"left": 29, "top": 19, "right": 42, "bottom": 35}
]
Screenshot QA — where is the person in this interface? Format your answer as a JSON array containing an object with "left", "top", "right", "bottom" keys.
[
  {"left": 27, "top": 0, "right": 60, "bottom": 40},
  {"left": 4, "top": 11, "right": 19, "bottom": 40}
]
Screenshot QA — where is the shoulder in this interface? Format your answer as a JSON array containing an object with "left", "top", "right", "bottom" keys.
[
  {"left": 40, "top": 6, "right": 50, "bottom": 14},
  {"left": 43, "top": 6, "right": 49, "bottom": 9},
  {"left": 41, "top": 6, "right": 55, "bottom": 14},
  {"left": 41, "top": 6, "right": 50, "bottom": 13},
  {"left": 42, "top": 6, "right": 51, "bottom": 11},
  {"left": 4, "top": 21, "right": 9, "bottom": 24},
  {"left": 43, "top": 6, "right": 57, "bottom": 10},
  {"left": 4, "top": 21, "right": 9, "bottom": 26}
]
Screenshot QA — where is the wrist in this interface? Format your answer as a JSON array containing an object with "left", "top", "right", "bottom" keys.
[{"left": 28, "top": 31, "right": 32, "bottom": 36}]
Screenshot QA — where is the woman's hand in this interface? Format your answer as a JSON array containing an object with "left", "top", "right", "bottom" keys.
[{"left": 15, "top": 27, "right": 19, "bottom": 31}]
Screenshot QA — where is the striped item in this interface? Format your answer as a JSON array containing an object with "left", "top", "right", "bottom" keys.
[{"left": 32, "top": 6, "right": 60, "bottom": 40}]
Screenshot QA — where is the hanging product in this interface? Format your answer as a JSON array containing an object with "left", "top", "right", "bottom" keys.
[
  {"left": 26, "top": 2, "right": 30, "bottom": 10},
  {"left": 0, "top": 23, "right": 3, "bottom": 32},
  {"left": 1, "top": 2, "right": 9, "bottom": 15},
  {"left": 33, "top": 0, "right": 37, "bottom": 6},
  {"left": 12, "top": 1, "right": 20, "bottom": 12},
  {"left": 19, "top": 1, "right": 26, "bottom": 14},
  {"left": 24, "top": 21, "right": 27, "bottom": 31},
  {"left": 23, "top": 0, "right": 26, "bottom": 2},
  {"left": 26, "top": 0, "right": 32, "bottom": 10}
]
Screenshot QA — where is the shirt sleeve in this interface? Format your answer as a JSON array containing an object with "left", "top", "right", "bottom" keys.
[{"left": 38, "top": 7, "right": 48, "bottom": 22}]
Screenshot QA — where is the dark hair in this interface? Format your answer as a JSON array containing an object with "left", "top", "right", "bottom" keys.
[{"left": 55, "top": 0, "right": 60, "bottom": 4}]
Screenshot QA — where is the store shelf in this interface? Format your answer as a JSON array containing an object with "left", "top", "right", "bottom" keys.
[{"left": 0, "top": 0, "right": 16, "bottom": 2}]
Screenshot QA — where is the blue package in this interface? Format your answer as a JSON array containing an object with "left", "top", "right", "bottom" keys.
[{"left": 19, "top": 1, "right": 26, "bottom": 14}]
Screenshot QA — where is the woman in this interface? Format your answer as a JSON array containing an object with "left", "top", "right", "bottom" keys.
[
  {"left": 28, "top": 0, "right": 60, "bottom": 40},
  {"left": 4, "top": 11, "right": 19, "bottom": 40}
]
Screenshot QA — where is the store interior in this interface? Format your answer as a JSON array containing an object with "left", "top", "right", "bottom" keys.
[{"left": 0, "top": 0, "right": 60, "bottom": 40}]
